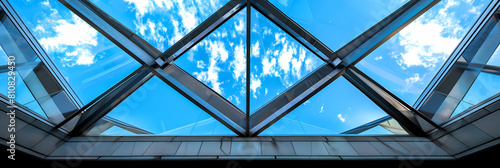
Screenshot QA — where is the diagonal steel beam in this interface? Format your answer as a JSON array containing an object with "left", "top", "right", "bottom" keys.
[
  {"left": 102, "top": 116, "right": 153, "bottom": 134},
  {"left": 341, "top": 116, "right": 392, "bottom": 134},
  {"left": 249, "top": 0, "right": 438, "bottom": 136},
  {"left": 249, "top": 64, "right": 344, "bottom": 136},
  {"left": 251, "top": 0, "right": 336, "bottom": 63},
  {"left": 344, "top": 66, "right": 438, "bottom": 136},
  {"left": 69, "top": 66, "right": 153, "bottom": 136},
  {"left": 152, "top": 65, "right": 246, "bottom": 136},
  {"left": 58, "top": 0, "right": 161, "bottom": 66},
  {"left": 159, "top": 0, "right": 246, "bottom": 65},
  {"left": 456, "top": 61, "right": 500, "bottom": 76},
  {"left": 338, "top": 0, "right": 439, "bottom": 65}
]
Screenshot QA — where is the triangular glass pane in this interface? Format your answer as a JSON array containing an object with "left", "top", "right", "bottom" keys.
[
  {"left": 89, "top": 76, "right": 236, "bottom": 136},
  {"left": 356, "top": 0, "right": 489, "bottom": 105},
  {"left": 250, "top": 8, "right": 323, "bottom": 113},
  {"left": 10, "top": 0, "right": 142, "bottom": 104},
  {"left": 268, "top": 0, "right": 409, "bottom": 51},
  {"left": 260, "top": 77, "right": 407, "bottom": 136},
  {"left": 89, "top": 0, "right": 229, "bottom": 51},
  {"left": 174, "top": 8, "right": 247, "bottom": 111}
]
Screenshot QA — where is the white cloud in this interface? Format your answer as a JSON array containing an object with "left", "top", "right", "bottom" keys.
[
  {"left": 304, "top": 57, "right": 315, "bottom": 72},
  {"left": 395, "top": 0, "right": 466, "bottom": 69},
  {"left": 469, "top": 4, "right": 483, "bottom": 15},
  {"left": 39, "top": 14, "right": 97, "bottom": 52},
  {"left": 261, "top": 56, "right": 276, "bottom": 77},
  {"left": 234, "top": 17, "right": 244, "bottom": 32},
  {"left": 277, "top": 43, "right": 296, "bottom": 74},
  {"left": 196, "top": 60, "right": 205, "bottom": 68},
  {"left": 374, "top": 56, "right": 383, "bottom": 61},
  {"left": 208, "top": 40, "right": 229, "bottom": 62},
  {"left": 251, "top": 41, "right": 260, "bottom": 57},
  {"left": 405, "top": 73, "right": 421, "bottom": 86},
  {"left": 231, "top": 41, "right": 246, "bottom": 82},
  {"left": 319, "top": 104, "right": 324, "bottom": 113},
  {"left": 337, "top": 114, "right": 346, "bottom": 123},
  {"left": 265, "top": 88, "right": 268, "bottom": 95},
  {"left": 250, "top": 75, "right": 262, "bottom": 99},
  {"left": 35, "top": 11, "right": 98, "bottom": 67},
  {"left": 125, "top": 0, "right": 153, "bottom": 16}
]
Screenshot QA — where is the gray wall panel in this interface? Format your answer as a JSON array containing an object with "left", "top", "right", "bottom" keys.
[{"left": 450, "top": 124, "right": 493, "bottom": 148}]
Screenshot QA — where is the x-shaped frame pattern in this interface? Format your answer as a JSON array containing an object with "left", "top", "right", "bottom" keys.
[{"left": 8, "top": 0, "right": 443, "bottom": 136}]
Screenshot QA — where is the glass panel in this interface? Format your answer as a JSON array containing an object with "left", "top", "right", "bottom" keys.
[
  {"left": 10, "top": 0, "right": 141, "bottom": 104},
  {"left": 250, "top": 7, "right": 323, "bottom": 113},
  {"left": 268, "top": 0, "right": 408, "bottom": 51},
  {"left": 487, "top": 45, "right": 500, "bottom": 66},
  {"left": 101, "top": 126, "right": 136, "bottom": 136},
  {"left": 260, "top": 77, "right": 405, "bottom": 135},
  {"left": 174, "top": 9, "right": 246, "bottom": 111},
  {"left": 89, "top": 0, "right": 229, "bottom": 51},
  {"left": 92, "top": 76, "right": 236, "bottom": 135},
  {"left": 357, "top": 0, "right": 489, "bottom": 105},
  {"left": 0, "top": 47, "right": 46, "bottom": 118},
  {"left": 450, "top": 72, "right": 500, "bottom": 117}
]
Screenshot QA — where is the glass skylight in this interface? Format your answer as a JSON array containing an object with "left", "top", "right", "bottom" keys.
[
  {"left": 92, "top": 76, "right": 236, "bottom": 135},
  {"left": 89, "top": 0, "right": 230, "bottom": 51},
  {"left": 356, "top": 0, "right": 490, "bottom": 105},
  {"left": 268, "top": 0, "right": 408, "bottom": 51},
  {"left": 260, "top": 77, "right": 406, "bottom": 135},
  {"left": 174, "top": 8, "right": 247, "bottom": 111},
  {"left": 10, "top": 0, "right": 142, "bottom": 104},
  {"left": 250, "top": 7, "right": 323, "bottom": 113}
]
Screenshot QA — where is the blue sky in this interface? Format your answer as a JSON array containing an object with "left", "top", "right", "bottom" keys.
[{"left": 1, "top": 0, "right": 495, "bottom": 135}]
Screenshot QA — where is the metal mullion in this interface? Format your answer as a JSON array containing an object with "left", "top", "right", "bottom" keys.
[
  {"left": 152, "top": 65, "right": 246, "bottom": 136},
  {"left": 102, "top": 116, "right": 153, "bottom": 134},
  {"left": 341, "top": 116, "right": 392, "bottom": 134},
  {"left": 69, "top": 66, "right": 154, "bottom": 136},
  {"left": 344, "top": 66, "right": 430, "bottom": 136},
  {"left": 160, "top": 0, "right": 246, "bottom": 64},
  {"left": 250, "top": 0, "right": 335, "bottom": 63},
  {"left": 338, "top": 0, "right": 439, "bottom": 65},
  {"left": 55, "top": 65, "right": 150, "bottom": 129},
  {"left": 246, "top": 0, "right": 251, "bottom": 136}
]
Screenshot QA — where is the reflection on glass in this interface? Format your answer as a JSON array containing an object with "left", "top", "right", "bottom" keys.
[
  {"left": 89, "top": 0, "right": 229, "bottom": 51},
  {"left": 260, "top": 77, "right": 404, "bottom": 135},
  {"left": 269, "top": 0, "right": 408, "bottom": 50},
  {"left": 486, "top": 45, "right": 500, "bottom": 66},
  {"left": 0, "top": 47, "right": 45, "bottom": 118},
  {"left": 90, "top": 76, "right": 236, "bottom": 135},
  {"left": 357, "top": 0, "right": 489, "bottom": 105},
  {"left": 10, "top": 0, "right": 141, "bottom": 104},
  {"left": 450, "top": 72, "right": 500, "bottom": 117},
  {"left": 250, "top": 8, "right": 323, "bottom": 113},
  {"left": 174, "top": 9, "right": 246, "bottom": 111}
]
